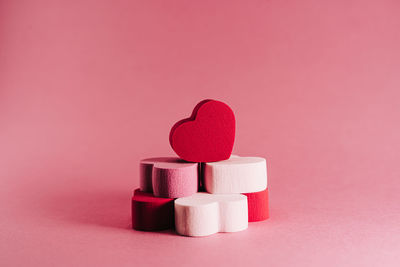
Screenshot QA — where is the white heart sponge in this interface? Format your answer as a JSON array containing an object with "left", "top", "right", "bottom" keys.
[
  {"left": 174, "top": 193, "right": 248, "bottom": 237},
  {"left": 204, "top": 156, "right": 267, "bottom": 194}
]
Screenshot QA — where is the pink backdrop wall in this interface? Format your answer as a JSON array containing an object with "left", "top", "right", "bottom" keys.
[{"left": 1, "top": 0, "right": 400, "bottom": 266}]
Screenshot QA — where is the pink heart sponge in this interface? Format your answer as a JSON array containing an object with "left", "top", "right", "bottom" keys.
[{"left": 140, "top": 157, "right": 199, "bottom": 198}]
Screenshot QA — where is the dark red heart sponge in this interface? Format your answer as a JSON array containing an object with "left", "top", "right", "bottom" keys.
[
  {"left": 169, "top": 99, "right": 235, "bottom": 162},
  {"left": 131, "top": 189, "right": 174, "bottom": 231}
]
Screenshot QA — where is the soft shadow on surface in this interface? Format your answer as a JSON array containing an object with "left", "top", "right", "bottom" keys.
[
  {"left": 133, "top": 228, "right": 178, "bottom": 237},
  {"left": 33, "top": 175, "right": 181, "bottom": 234},
  {"left": 41, "top": 188, "right": 132, "bottom": 230},
  {"left": 40, "top": 187, "right": 179, "bottom": 235}
]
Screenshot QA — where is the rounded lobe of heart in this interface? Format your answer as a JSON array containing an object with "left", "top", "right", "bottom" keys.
[
  {"left": 169, "top": 99, "right": 212, "bottom": 146},
  {"left": 170, "top": 100, "right": 235, "bottom": 162}
]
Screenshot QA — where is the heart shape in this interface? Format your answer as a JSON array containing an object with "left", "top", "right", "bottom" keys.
[
  {"left": 175, "top": 192, "right": 248, "bottom": 237},
  {"left": 169, "top": 99, "right": 235, "bottom": 162}
]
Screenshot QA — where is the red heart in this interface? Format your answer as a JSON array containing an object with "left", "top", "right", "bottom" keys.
[{"left": 169, "top": 99, "right": 235, "bottom": 162}]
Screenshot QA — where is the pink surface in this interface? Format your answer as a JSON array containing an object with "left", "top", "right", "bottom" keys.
[{"left": 1, "top": 0, "right": 400, "bottom": 266}]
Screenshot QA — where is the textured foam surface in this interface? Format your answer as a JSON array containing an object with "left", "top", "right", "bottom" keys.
[
  {"left": 140, "top": 157, "right": 180, "bottom": 192},
  {"left": 131, "top": 189, "right": 175, "bottom": 231},
  {"left": 140, "top": 157, "right": 198, "bottom": 198},
  {"left": 175, "top": 192, "right": 248, "bottom": 237},
  {"left": 169, "top": 99, "right": 235, "bottom": 162},
  {"left": 204, "top": 156, "right": 267, "bottom": 193},
  {"left": 243, "top": 188, "right": 269, "bottom": 222},
  {"left": 152, "top": 162, "right": 198, "bottom": 198}
]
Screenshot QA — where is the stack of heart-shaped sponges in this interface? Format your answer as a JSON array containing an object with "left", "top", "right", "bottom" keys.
[{"left": 131, "top": 99, "right": 269, "bottom": 237}]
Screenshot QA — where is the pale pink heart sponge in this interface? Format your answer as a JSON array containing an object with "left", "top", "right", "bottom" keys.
[
  {"left": 140, "top": 157, "right": 198, "bottom": 198},
  {"left": 203, "top": 156, "right": 267, "bottom": 194},
  {"left": 175, "top": 193, "right": 248, "bottom": 237}
]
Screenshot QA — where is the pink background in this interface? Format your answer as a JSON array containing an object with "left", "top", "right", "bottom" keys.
[{"left": 1, "top": 0, "right": 400, "bottom": 266}]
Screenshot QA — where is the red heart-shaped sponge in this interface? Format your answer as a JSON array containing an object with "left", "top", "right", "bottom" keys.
[{"left": 169, "top": 99, "right": 235, "bottom": 162}]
